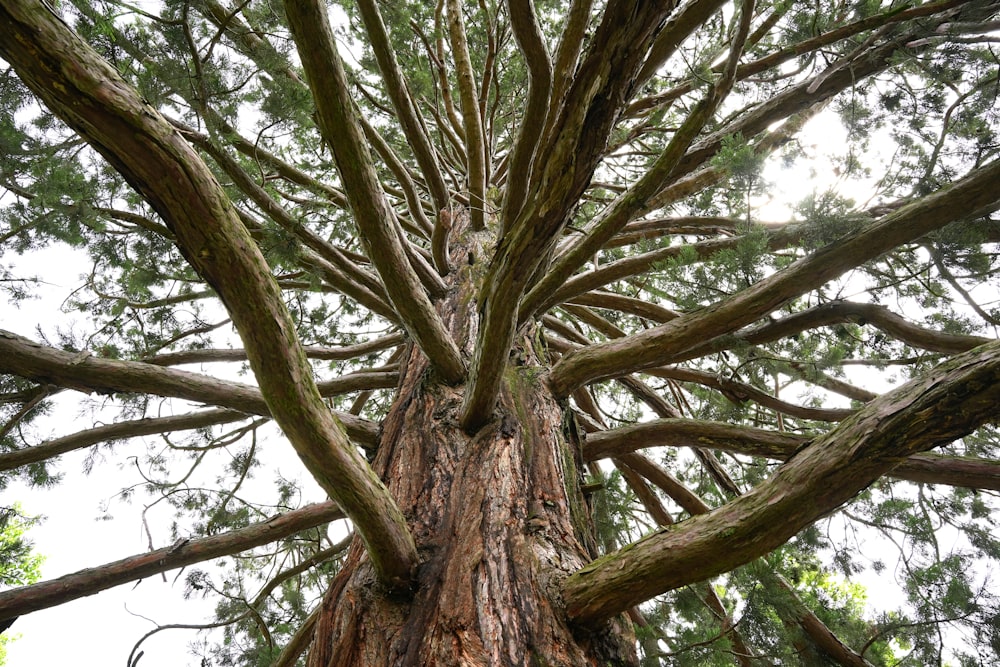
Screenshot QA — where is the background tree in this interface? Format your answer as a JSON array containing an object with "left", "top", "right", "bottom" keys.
[
  {"left": 0, "top": 505, "right": 42, "bottom": 665},
  {"left": 1, "top": 0, "right": 1000, "bottom": 664}
]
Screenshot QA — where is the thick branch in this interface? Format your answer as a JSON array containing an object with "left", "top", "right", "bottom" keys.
[
  {"left": 549, "top": 157, "right": 1000, "bottom": 397},
  {"left": 0, "top": 330, "right": 378, "bottom": 449},
  {"left": 521, "top": 86, "right": 737, "bottom": 323},
  {"left": 563, "top": 339, "right": 1000, "bottom": 624},
  {"left": 0, "top": 1, "right": 417, "bottom": 587},
  {"left": 543, "top": 0, "right": 592, "bottom": 147},
  {"left": 461, "top": 2, "right": 677, "bottom": 430},
  {"left": 585, "top": 418, "right": 1000, "bottom": 491},
  {"left": 502, "top": 0, "right": 552, "bottom": 228},
  {"left": 0, "top": 502, "right": 344, "bottom": 620},
  {"left": 445, "top": 0, "right": 488, "bottom": 231},
  {"left": 709, "top": 301, "right": 992, "bottom": 357},
  {"left": 623, "top": 452, "right": 872, "bottom": 665},
  {"left": 283, "top": 0, "right": 465, "bottom": 386}
]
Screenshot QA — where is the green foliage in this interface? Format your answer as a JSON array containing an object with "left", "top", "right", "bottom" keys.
[
  {"left": 0, "top": 504, "right": 42, "bottom": 588},
  {"left": 0, "top": 504, "right": 44, "bottom": 666}
]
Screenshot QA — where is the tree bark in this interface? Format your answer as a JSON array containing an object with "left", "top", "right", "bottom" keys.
[{"left": 307, "top": 221, "right": 637, "bottom": 666}]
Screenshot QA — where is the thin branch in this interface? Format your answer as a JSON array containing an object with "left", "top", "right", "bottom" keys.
[
  {"left": 635, "top": 0, "right": 729, "bottom": 87},
  {"left": 622, "top": 451, "right": 873, "bottom": 665},
  {"left": 271, "top": 603, "right": 320, "bottom": 667},
  {"left": 615, "top": 458, "right": 757, "bottom": 666},
  {"left": 695, "top": 300, "right": 993, "bottom": 361},
  {"left": 356, "top": 114, "right": 434, "bottom": 239},
  {"left": 0, "top": 408, "right": 247, "bottom": 473},
  {"left": 180, "top": 123, "right": 398, "bottom": 321},
  {"left": 647, "top": 366, "right": 855, "bottom": 422},
  {"left": 145, "top": 333, "right": 406, "bottom": 366},
  {"left": 536, "top": 223, "right": 806, "bottom": 318},
  {"left": 586, "top": 416, "right": 1000, "bottom": 491}
]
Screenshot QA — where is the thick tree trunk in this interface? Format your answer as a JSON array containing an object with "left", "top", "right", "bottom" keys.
[{"left": 307, "top": 221, "right": 636, "bottom": 666}]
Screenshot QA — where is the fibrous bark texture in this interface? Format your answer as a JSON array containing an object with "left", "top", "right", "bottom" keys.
[{"left": 308, "top": 223, "right": 635, "bottom": 666}]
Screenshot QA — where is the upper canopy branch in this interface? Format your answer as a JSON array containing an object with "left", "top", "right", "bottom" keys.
[
  {"left": 519, "top": 0, "right": 755, "bottom": 324},
  {"left": 355, "top": 0, "right": 450, "bottom": 211},
  {"left": 445, "top": 0, "right": 488, "bottom": 232},
  {"left": 548, "top": 157, "right": 1000, "bottom": 397},
  {"left": 461, "top": 1, "right": 678, "bottom": 431},
  {"left": 283, "top": 0, "right": 465, "bottom": 386},
  {"left": 501, "top": 0, "right": 552, "bottom": 230}
]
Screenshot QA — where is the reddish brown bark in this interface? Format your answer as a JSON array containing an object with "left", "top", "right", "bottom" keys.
[{"left": 307, "top": 224, "right": 636, "bottom": 666}]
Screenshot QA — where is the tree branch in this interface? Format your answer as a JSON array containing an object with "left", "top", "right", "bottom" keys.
[
  {"left": 520, "top": 0, "right": 754, "bottom": 324},
  {"left": 0, "top": 1, "right": 419, "bottom": 588},
  {"left": 586, "top": 417, "right": 1000, "bottom": 491},
  {"left": 445, "top": 0, "right": 488, "bottom": 231},
  {"left": 355, "top": 0, "right": 451, "bottom": 211},
  {"left": 563, "top": 339, "right": 1000, "bottom": 624},
  {"left": 536, "top": 223, "right": 806, "bottom": 317},
  {"left": 501, "top": 0, "right": 552, "bottom": 229},
  {"left": 283, "top": 0, "right": 465, "bottom": 386},
  {"left": 0, "top": 408, "right": 246, "bottom": 473},
  {"left": 548, "top": 157, "right": 1000, "bottom": 397},
  {"left": 0, "top": 330, "right": 378, "bottom": 449},
  {"left": 0, "top": 501, "right": 344, "bottom": 621},
  {"left": 461, "top": 1, "right": 678, "bottom": 431},
  {"left": 145, "top": 333, "right": 406, "bottom": 366}
]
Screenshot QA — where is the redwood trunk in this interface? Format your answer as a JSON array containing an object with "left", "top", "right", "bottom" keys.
[{"left": 307, "top": 223, "right": 636, "bottom": 666}]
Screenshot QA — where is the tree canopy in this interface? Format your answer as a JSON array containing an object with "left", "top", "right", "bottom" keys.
[{"left": 1, "top": 0, "right": 1000, "bottom": 664}]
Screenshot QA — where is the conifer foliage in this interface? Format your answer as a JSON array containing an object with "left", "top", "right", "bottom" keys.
[{"left": 2, "top": 1, "right": 1000, "bottom": 664}]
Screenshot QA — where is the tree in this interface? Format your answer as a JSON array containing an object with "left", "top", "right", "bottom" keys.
[
  {"left": 0, "top": 504, "right": 43, "bottom": 665},
  {"left": 1, "top": 0, "right": 999, "bottom": 664}
]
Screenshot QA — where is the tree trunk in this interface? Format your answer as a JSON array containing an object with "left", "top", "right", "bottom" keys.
[{"left": 307, "top": 220, "right": 637, "bottom": 666}]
